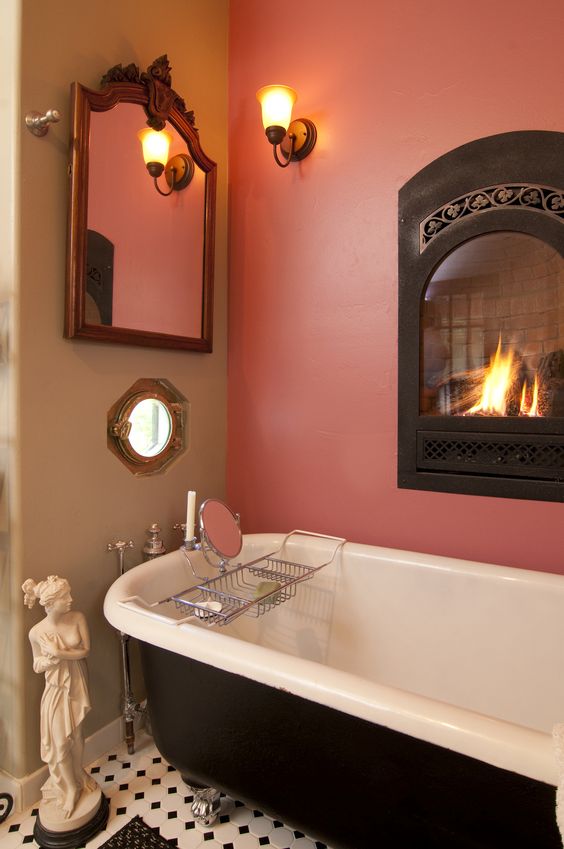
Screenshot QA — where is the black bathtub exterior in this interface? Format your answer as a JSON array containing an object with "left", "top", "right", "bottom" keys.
[{"left": 140, "top": 641, "right": 560, "bottom": 849}]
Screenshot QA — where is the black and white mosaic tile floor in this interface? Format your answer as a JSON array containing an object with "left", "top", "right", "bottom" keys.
[{"left": 0, "top": 735, "right": 331, "bottom": 849}]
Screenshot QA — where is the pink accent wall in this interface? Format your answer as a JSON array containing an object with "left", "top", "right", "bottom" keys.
[{"left": 227, "top": 0, "right": 564, "bottom": 573}]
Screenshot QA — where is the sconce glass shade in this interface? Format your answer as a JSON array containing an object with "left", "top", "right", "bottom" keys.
[
  {"left": 137, "top": 128, "right": 172, "bottom": 172},
  {"left": 256, "top": 84, "right": 316, "bottom": 167},
  {"left": 256, "top": 85, "right": 297, "bottom": 132}
]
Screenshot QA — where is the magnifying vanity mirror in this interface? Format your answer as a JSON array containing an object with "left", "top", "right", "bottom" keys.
[
  {"left": 65, "top": 56, "right": 216, "bottom": 351},
  {"left": 199, "top": 499, "right": 242, "bottom": 566}
]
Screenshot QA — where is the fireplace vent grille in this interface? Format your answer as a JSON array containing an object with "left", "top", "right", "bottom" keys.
[{"left": 418, "top": 431, "right": 564, "bottom": 480}]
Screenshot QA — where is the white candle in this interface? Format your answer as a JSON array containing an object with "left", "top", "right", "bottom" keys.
[{"left": 185, "top": 490, "right": 196, "bottom": 541}]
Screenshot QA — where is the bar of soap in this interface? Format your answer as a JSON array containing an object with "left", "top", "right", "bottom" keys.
[
  {"left": 254, "top": 581, "right": 282, "bottom": 602},
  {"left": 194, "top": 600, "right": 222, "bottom": 619}
]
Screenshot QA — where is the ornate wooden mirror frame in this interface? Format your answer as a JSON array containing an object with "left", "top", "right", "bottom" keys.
[{"left": 65, "top": 56, "right": 216, "bottom": 351}]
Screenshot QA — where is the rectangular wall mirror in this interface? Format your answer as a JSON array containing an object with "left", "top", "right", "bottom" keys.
[{"left": 65, "top": 56, "right": 216, "bottom": 351}]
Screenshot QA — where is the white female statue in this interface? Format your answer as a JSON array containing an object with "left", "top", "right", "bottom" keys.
[{"left": 23, "top": 575, "right": 108, "bottom": 843}]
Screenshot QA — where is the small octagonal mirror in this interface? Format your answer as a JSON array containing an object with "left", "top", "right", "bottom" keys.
[{"left": 107, "top": 378, "right": 186, "bottom": 475}]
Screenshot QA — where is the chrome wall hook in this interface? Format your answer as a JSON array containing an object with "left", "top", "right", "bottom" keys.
[{"left": 25, "top": 108, "right": 61, "bottom": 137}]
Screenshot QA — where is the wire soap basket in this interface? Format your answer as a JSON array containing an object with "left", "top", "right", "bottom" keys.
[{"left": 161, "top": 530, "right": 346, "bottom": 627}]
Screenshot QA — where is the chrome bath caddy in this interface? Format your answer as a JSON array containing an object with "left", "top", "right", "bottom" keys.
[{"left": 161, "top": 530, "right": 346, "bottom": 627}]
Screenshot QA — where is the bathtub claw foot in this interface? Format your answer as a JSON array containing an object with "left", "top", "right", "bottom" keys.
[{"left": 185, "top": 784, "right": 221, "bottom": 826}]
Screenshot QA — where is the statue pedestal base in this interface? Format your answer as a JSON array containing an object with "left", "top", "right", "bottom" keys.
[{"left": 34, "top": 790, "right": 109, "bottom": 849}]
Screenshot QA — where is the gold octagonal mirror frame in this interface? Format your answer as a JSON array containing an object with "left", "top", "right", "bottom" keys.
[{"left": 107, "top": 377, "right": 187, "bottom": 475}]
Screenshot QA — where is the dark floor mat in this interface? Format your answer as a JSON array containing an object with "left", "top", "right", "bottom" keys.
[{"left": 98, "top": 815, "right": 172, "bottom": 848}]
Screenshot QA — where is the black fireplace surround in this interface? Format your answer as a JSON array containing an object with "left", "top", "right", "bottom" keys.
[{"left": 398, "top": 131, "right": 564, "bottom": 502}]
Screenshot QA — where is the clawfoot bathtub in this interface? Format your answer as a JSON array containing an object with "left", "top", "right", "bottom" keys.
[{"left": 104, "top": 533, "right": 564, "bottom": 848}]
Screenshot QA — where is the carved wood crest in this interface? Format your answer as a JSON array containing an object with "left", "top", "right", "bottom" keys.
[{"left": 100, "top": 54, "right": 196, "bottom": 131}]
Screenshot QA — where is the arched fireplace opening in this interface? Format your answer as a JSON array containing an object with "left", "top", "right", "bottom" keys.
[{"left": 398, "top": 131, "right": 564, "bottom": 501}]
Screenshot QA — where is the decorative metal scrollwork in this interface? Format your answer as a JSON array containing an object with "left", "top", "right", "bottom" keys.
[{"left": 420, "top": 183, "right": 564, "bottom": 252}]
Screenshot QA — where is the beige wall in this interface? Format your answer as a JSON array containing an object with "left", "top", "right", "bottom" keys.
[{"left": 7, "top": 0, "right": 228, "bottom": 777}]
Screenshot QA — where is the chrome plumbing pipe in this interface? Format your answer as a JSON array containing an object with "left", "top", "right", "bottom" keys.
[{"left": 107, "top": 538, "right": 141, "bottom": 754}]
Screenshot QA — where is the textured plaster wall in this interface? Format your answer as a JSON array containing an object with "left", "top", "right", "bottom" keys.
[
  {"left": 227, "top": 0, "right": 564, "bottom": 573},
  {"left": 12, "top": 0, "right": 228, "bottom": 776}
]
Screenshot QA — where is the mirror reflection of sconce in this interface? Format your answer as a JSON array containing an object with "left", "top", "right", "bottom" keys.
[
  {"left": 256, "top": 85, "right": 317, "bottom": 168},
  {"left": 137, "top": 127, "right": 194, "bottom": 197}
]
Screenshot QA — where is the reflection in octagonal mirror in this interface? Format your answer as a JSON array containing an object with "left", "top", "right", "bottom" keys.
[
  {"left": 107, "top": 378, "right": 187, "bottom": 475},
  {"left": 128, "top": 398, "right": 173, "bottom": 457}
]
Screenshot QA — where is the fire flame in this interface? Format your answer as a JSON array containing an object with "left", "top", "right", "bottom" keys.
[
  {"left": 520, "top": 375, "right": 540, "bottom": 417},
  {"left": 464, "top": 336, "right": 542, "bottom": 417},
  {"left": 466, "top": 338, "right": 515, "bottom": 416}
]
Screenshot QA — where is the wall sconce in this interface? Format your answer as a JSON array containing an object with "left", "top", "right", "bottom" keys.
[
  {"left": 137, "top": 128, "right": 194, "bottom": 196},
  {"left": 256, "top": 85, "right": 317, "bottom": 168}
]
